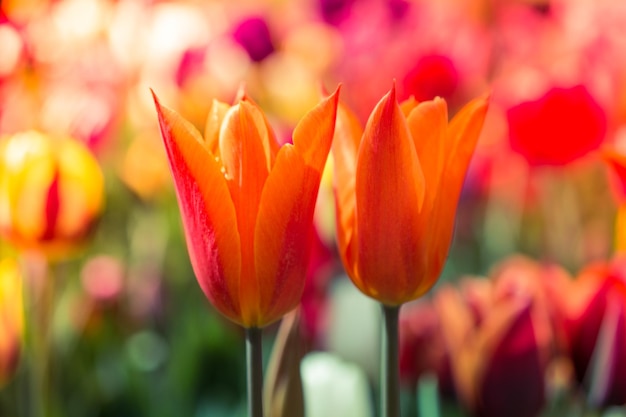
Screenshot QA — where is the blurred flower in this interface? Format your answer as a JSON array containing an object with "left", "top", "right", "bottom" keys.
[
  {"left": 317, "top": 0, "right": 355, "bottom": 25},
  {"left": 301, "top": 351, "right": 374, "bottom": 417},
  {"left": 332, "top": 85, "right": 489, "bottom": 305},
  {"left": 0, "top": 131, "right": 104, "bottom": 258},
  {"left": 436, "top": 275, "right": 548, "bottom": 417},
  {"left": 488, "top": 255, "right": 572, "bottom": 354},
  {"left": 1, "top": 0, "right": 49, "bottom": 23},
  {"left": 602, "top": 148, "right": 626, "bottom": 202},
  {"left": 232, "top": 15, "right": 275, "bottom": 62},
  {"left": 559, "top": 257, "right": 626, "bottom": 407},
  {"left": 401, "top": 54, "right": 460, "bottom": 103},
  {"left": 81, "top": 255, "right": 125, "bottom": 306},
  {"left": 119, "top": 133, "right": 171, "bottom": 201},
  {"left": 0, "top": 258, "right": 23, "bottom": 388},
  {"left": 0, "top": 22, "right": 24, "bottom": 79},
  {"left": 399, "top": 300, "right": 449, "bottom": 390},
  {"left": 299, "top": 228, "right": 336, "bottom": 350},
  {"left": 507, "top": 85, "right": 607, "bottom": 166},
  {"left": 334, "top": 0, "right": 491, "bottom": 120},
  {"left": 601, "top": 148, "right": 626, "bottom": 252},
  {"left": 152, "top": 87, "right": 339, "bottom": 328}
]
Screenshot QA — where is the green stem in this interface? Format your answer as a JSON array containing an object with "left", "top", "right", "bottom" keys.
[
  {"left": 246, "top": 327, "right": 263, "bottom": 417},
  {"left": 382, "top": 304, "right": 401, "bottom": 417},
  {"left": 25, "top": 260, "right": 56, "bottom": 417}
]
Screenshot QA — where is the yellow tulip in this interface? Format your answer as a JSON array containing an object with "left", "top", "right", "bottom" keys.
[{"left": 0, "top": 131, "right": 104, "bottom": 258}]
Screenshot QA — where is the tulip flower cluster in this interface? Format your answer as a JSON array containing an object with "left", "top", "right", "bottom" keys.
[
  {"left": 394, "top": 251, "right": 626, "bottom": 417},
  {"left": 153, "top": 79, "right": 488, "bottom": 417},
  {"left": 154, "top": 83, "right": 488, "bottom": 323},
  {"left": 5, "top": 1, "right": 626, "bottom": 416}
]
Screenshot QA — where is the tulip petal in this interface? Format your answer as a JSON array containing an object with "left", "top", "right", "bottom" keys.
[
  {"left": 153, "top": 92, "right": 242, "bottom": 323},
  {"left": 220, "top": 100, "right": 279, "bottom": 324},
  {"left": 405, "top": 98, "right": 448, "bottom": 214},
  {"left": 204, "top": 99, "right": 230, "bottom": 155},
  {"left": 444, "top": 94, "right": 490, "bottom": 178},
  {"left": 355, "top": 86, "right": 426, "bottom": 305},
  {"left": 331, "top": 100, "right": 363, "bottom": 280},
  {"left": 241, "top": 95, "right": 281, "bottom": 167},
  {"left": 400, "top": 96, "right": 419, "bottom": 117},
  {"left": 293, "top": 86, "right": 340, "bottom": 171},
  {"left": 254, "top": 145, "right": 319, "bottom": 326},
  {"left": 426, "top": 95, "right": 488, "bottom": 289}
]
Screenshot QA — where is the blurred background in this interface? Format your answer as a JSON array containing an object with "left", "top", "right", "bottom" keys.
[{"left": 1, "top": 0, "right": 626, "bottom": 416}]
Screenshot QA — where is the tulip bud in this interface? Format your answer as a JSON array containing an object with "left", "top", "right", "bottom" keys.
[
  {"left": 0, "top": 258, "right": 23, "bottom": 388},
  {"left": 0, "top": 131, "right": 104, "bottom": 259},
  {"left": 436, "top": 274, "right": 548, "bottom": 417}
]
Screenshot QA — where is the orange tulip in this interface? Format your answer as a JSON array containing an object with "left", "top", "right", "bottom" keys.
[
  {"left": 0, "top": 131, "right": 104, "bottom": 258},
  {"left": 0, "top": 258, "right": 23, "bottom": 388},
  {"left": 332, "top": 86, "right": 488, "bottom": 305},
  {"left": 153, "top": 87, "right": 340, "bottom": 328}
]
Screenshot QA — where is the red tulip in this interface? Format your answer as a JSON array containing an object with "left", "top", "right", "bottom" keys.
[
  {"left": 507, "top": 85, "right": 606, "bottom": 166},
  {"left": 153, "top": 87, "right": 340, "bottom": 328}
]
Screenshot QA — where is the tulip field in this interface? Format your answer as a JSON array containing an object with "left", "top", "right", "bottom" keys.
[{"left": 2, "top": 0, "right": 626, "bottom": 416}]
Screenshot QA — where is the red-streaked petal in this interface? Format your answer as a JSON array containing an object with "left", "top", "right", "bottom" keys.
[
  {"left": 406, "top": 98, "right": 448, "bottom": 214},
  {"left": 292, "top": 86, "right": 340, "bottom": 171},
  {"left": 331, "top": 100, "right": 363, "bottom": 281},
  {"left": 254, "top": 145, "right": 319, "bottom": 327},
  {"left": 355, "top": 86, "right": 426, "bottom": 305},
  {"left": 41, "top": 165, "right": 60, "bottom": 241},
  {"left": 153, "top": 92, "right": 242, "bottom": 324}
]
